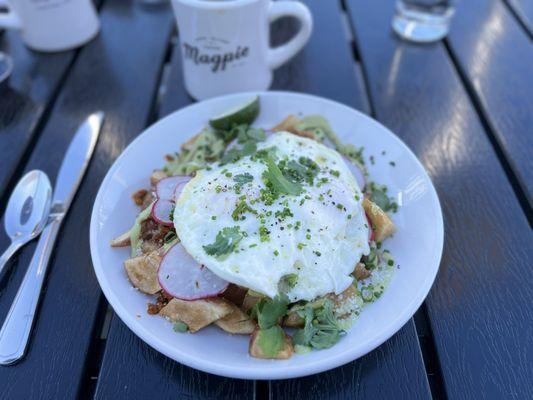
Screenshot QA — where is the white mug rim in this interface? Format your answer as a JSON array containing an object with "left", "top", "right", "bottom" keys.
[{"left": 173, "top": 0, "right": 261, "bottom": 10}]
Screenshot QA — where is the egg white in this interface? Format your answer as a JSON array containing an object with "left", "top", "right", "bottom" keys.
[{"left": 174, "top": 132, "right": 370, "bottom": 301}]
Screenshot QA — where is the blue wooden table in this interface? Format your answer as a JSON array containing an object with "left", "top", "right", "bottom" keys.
[{"left": 0, "top": 0, "right": 531, "bottom": 398}]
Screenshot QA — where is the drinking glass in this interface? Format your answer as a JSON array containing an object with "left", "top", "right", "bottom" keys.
[{"left": 392, "top": 0, "right": 455, "bottom": 43}]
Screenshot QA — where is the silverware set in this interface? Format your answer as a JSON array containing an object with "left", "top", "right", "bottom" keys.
[{"left": 0, "top": 112, "right": 104, "bottom": 365}]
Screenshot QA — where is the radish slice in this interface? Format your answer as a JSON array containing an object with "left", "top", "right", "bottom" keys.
[
  {"left": 342, "top": 156, "right": 366, "bottom": 190},
  {"left": 156, "top": 176, "right": 190, "bottom": 200},
  {"left": 158, "top": 243, "right": 229, "bottom": 300},
  {"left": 151, "top": 199, "right": 174, "bottom": 226},
  {"left": 152, "top": 177, "right": 191, "bottom": 226},
  {"left": 173, "top": 177, "right": 191, "bottom": 199}
]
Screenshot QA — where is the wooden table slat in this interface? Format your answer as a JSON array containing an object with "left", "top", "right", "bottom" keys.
[
  {"left": 0, "top": 34, "right": 75, "bottom": 199},
  {"left": 94, "top": 1, "right": 431, "bottom": 399},
  {"left": 95, "top": 317, "right": 255, "bottom": 400},
  {"left": 447, "top": 0, "right": 533, "bottom": 208},
  {"left": 270, "top": 321, "right": 431, "bottom": 400},
  {"left": 506, "top": 0, "right": 533, "bottom": 36},
  {"left": 346, "top": 1, "right": 533, "bottom": 398},
  {"left": 0, "top": 1, "right": 173, "bottom": 398},
  {"left": 270, "top": 1, "right": 369, "bottom": 113}
]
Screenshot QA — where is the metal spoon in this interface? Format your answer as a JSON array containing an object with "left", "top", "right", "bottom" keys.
[{"left": 0, "top": 171, "right": 52, "bottom": 276}]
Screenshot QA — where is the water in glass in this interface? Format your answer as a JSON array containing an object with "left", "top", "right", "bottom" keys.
[{"left": 392, "top": 0, "right": 455, "bottom": 43}]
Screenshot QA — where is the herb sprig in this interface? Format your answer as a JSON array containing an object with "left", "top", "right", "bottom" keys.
[
  {"left": 251, "top": 294, "right": 290, "bottom": 329},
  {"left": 203, "top": 226, "right": 244, "bottom": 257},
  {"left": 219, "top": 125, "right": 266, "bottom": 165},
  {"left": 278, "top": 156, "right": 319, "bottom": 186},
  {"left": 233, "top": 172, "right": 254, "bottom": 186},
  {"left": 367, "top": 182, "right": 398, "bottom": 213},
  {"left": 262, "top": 156, "right": 303, "bottom": 197},
  {"left": 293, "top": 299, "right": 344, "bottom": 350}
]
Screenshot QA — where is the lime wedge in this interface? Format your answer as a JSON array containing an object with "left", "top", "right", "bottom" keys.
[{"left": 209, "top": 96, "right": 260, "bottom": 131}]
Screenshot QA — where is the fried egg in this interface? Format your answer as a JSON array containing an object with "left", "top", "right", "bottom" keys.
[{"left": 174, "top": 132, "right": 370, "bottom": 301}]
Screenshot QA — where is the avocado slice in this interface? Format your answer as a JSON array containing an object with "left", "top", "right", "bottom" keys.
[
  {"left": 130, "top": 202, "right": 154, "bottom": 257},
  {"left": 249, "top": 326, "right": 293, "bottom": 359}
]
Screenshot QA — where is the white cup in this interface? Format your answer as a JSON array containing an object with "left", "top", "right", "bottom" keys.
[
  {"left": 0, "top": 0, "right": 100, "bottom": 52},
  {"left": 171, "top": 0, "right": 313, "bottom": 100}
]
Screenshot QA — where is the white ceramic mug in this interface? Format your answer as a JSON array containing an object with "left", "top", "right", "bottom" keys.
[
  {"left": 0, "top": 0, "right": 100, "bottom": 52},
  {"left": 171, "top": 0, "right": 313, "bottom": 100}
]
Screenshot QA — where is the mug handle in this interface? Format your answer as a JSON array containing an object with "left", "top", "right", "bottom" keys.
[
  {"left": 0, "top": 0, "right": 22, "bottom": 29},
  {"left": 267, "top": 1, "right": 313, "bottom": 69}
]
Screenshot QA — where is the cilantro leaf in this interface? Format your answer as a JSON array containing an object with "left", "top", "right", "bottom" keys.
[
  {"left": 219, "top": 147, "right": 242, "bottom": 165},
  {"left": 215, "top": 124, "right": 252, "bottom": 143},
  {"left": 298, "top": 157, "right": 320, "bottom": 182},
  {"left": 253, "top": 294, "right": 290, "bottom": 329},
  {"left": 237, "top": 126, "right": 266, "bottom": 143},
  {"left": 251, "top": 146, "right": 278, "bottom": 162},
  {"left": 219, "top": 124, "right": 266, "bottom": 144},
  {"left": 292, "top": 306, "right": 315, "bottom": 346},
  {"left": 278, "top": 157, "right": 319, "bottom": 186},
  {"left": 262, "top": 156, "right": 303, "bottom": 196},
  {"left": 280, "top": 160, "right": 307, "bottom": 183},
  {"left": 313, "top": 300, "right": 339, "bottom": 331},
  {"left": 233, "top": 173, "right": 254, "bottom": 186},
  {"left": 310, "top": 329, "right": 341, "bottom": 349},
  {"left": 203, "top": 226, "right": 243, "bottom": 257},
  {"left": 370, "top": 188, "right": 390, "bottom": 210},
  {"left": 292, "top": 299, "right": 343, "bottom": 350},
  {"left": 217, "top": 127, "right": 238, "bottom": 143},
  {"left": 367, "top": 182, "right": 398, "bottom": 213},
  {"left": 240, "top": 141, "right": 257, "bottom": 156},
  {"left": 219, "top": 141, "right": 257, "bottom": 166}
]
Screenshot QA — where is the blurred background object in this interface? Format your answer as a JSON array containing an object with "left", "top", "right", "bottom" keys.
[
  {"left": 171, "top": 0, "right": 312, "bottom": 100},
  {"left": 392, "top": 0, "right": 455, "bottom": 43},
  {"left": 0, "top": 0, "right": 99, "bottom": 52}
]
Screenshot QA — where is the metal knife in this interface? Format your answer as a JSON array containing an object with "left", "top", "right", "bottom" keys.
[{"left": 0, "top": 112, "right": 104, "bottom": 365}]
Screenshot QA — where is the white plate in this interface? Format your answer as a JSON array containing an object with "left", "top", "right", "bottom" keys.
[{"left": 90, "top": 91, "right": 443, "bottom": 380}]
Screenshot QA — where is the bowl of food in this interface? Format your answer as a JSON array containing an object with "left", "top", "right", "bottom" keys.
[{"left": 90, "top": 91, "right": 443, "bottom": 379}]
